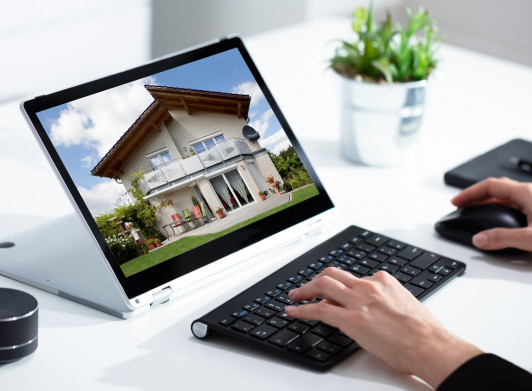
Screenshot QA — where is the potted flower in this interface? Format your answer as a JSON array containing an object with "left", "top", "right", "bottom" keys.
[
  {"left": 265, "top": 175, "right": 275, "bottom": 187},
  {"left": 331, "top": 4, "right": 438, "bottom": 166},
  {"left": 145, "top": 238, "right": 157, "bottom": 250},
  {"left": 215, "top": 207, "right": 225, "bottom": 218},
  {"left": 258, "top": 191, "right": 267, "bottom": 201}
]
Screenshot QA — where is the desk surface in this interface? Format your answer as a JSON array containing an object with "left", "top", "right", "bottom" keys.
[{"left": 1, "top": 17, "right": 531, "bottom": 390}]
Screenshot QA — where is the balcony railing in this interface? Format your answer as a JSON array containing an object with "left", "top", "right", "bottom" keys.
[{"left": 139, "top": 138, "right": 253, "bottom": 195}]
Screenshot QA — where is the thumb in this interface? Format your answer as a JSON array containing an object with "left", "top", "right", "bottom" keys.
[{"left": 473, "top": 227, "right": 532, "bottom": 252}]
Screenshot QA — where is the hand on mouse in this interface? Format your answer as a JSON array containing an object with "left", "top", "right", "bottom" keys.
[
  {"left": 451, "top": 177, "right": 532, "bottom": 251},
  {"left": 285, "top": 268, "right": 482, "bottom": 388}
]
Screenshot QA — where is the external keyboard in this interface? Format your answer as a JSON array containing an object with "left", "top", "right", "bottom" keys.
[{"left": 191, "top": 225, "right": 466, "bottom": 371}]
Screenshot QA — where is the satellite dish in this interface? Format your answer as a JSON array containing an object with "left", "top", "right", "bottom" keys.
[{"left": 242, "top": 125, "right": 260, "bottom": 142}]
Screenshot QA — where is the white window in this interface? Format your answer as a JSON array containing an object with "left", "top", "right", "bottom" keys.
[
  {"left": 192, "top": 134, "right": 226, "bottom": 154},
  {"left": 147, "top": 149, "right": 172, "bottom": 170}
]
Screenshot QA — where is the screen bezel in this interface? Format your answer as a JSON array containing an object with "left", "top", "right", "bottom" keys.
[{"left": 22, "top": 36, "right": 334, "bottom": 299}]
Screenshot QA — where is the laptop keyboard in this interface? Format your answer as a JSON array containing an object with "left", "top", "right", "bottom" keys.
[{"left": 191, "top": 225, "right": 466, "bottom": 370}]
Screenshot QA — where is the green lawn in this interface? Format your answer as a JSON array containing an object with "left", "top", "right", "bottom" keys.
[{"left": 120, "top": 184, "right": 318, "bottom": 277}]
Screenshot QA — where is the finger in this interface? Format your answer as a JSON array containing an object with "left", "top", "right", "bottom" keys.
[
  {"left": 451, "top": 177, "right": 518, "bottom": 207},
  {"left": 285, "top": 301, "right": 347, "bottom": 329},
  {"left": 288, "top": 269, "right": 357, "bottom": 306},
  {"left": 473, "top": 227, "right": 532, "bottom": 251}
]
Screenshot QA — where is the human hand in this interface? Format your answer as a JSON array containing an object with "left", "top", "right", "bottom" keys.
[
  {"left": 451, "top": 177, "right": 532, "bottom": 251},
  {"left": 286, "top": 268, "right": 481, "bottom": 389}
]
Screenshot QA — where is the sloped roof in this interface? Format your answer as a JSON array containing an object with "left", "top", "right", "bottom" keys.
[{"left": 91, "top": 85, "right": 251, "bottom": 179}]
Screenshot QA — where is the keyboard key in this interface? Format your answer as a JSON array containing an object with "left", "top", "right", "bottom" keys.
[
  {"left": 277, "top": 281, "right": 293, "bottom": 291},
  {"left": 267, "top": 317, "right": 289, "bottom": 329},
  {"left": 275, "top": 294, "right": 293, "bottom": 305},
  {"left": 378, "top": 246, "right": 397, "bottom": 256},
  {"left": 306, "top": 348, "right": 332, "bottom": 362},
  {"left": 404, "top": 283, "right": 425, "bottom": 297},
  {"left": 386, "top": 240, "right": 406, "bottom": 250},
  {"left": 365, "top": 235, "right": 388, "bottom": 247},
  {"left": 266, "top": 288, "right": 282, "bottom": 297},
  {"left": 288, "top": 321, "right": 311, "bottom": 334},
  {"left": 410, "top": 276, "right": 434, "bottom": 289},
  {"left": 219, "top": 317, "right": 235, "bottom": 326},
  {"left": 287, "top": 333, "right": 323, "bottom": 353},
  {"left": 243, "top": 302, "right": 259, "bottom": 311},
  {"left": 265, "top": 301, "right": 284, "bottom": 312},
  {"left": 250, "top": 324, "right": 277, "bottom": 340},
  {"left": 346, "top": 249, "right": 366, "bottom": 259},
  {"left": 379, "top": 263, "right": 399, "bottom": 273},
  {"left": 311, "top": 324, "right": 335, "bottom": 338},
  {"left": 397, "top": 246, "right": 423, "bottom": 261},
  {"left": 327, "top": 333, "right": 354, "bottom": 347},
  {"left": 231, "top": 320, "right": 255, "bottom": 333},
  {"left": 254, "top": 295, "right": 271, "bottom": 304},
  {"left": 308, "top": 261, "right": 325, "bottom": 270},
  {"left": 393, "top": 272, "right": 412, "bottom": 283},
  {"left": 350, "top": 264, "right": 370, "bottom": 275},
  {"left": 268, "top": 329, "right": 299, "bottom": 346},
  {"left": 369, "top": 252, "right": 388, "bottom": 263},
  {"left": 232, "top": 309, "right": 248, "bottom": 318},
  {"left": 357, "top": 243, "right": 376, "bottom": 253},
  {"left": 316, "top": 340, "right": 342, "bottom": 355},
  {"left": 401, "top": 265, "right": 422, "bottom": 276},
  {"left": 388, "top": 257, "right": 408, "bottom": 267},
  {"left": 409, "top": 252, "right": 440, "bottom": 270},
  {"left": 340, "top": 242, "right": 353, "bottom": 251},
  {"left": 360, "top": 258, "right": 380, "bottom": 268},
  {"left": 243, "top": 313, "right": 265, "bottom": 326},
  {"left": 255, "top": 308, "right": 275, "bottom": 318}
]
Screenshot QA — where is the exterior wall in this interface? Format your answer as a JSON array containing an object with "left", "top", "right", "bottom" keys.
[
  {"left": 151, "top": 185, "right": 197, "bottom": 228},
  {"left": 254, "top": 153, "right": 283, "bottom": 186},
  {"left": 119, "top": 125, "right": 181, "bottom": 190},
  {"left": 167, "top": 110, "right": 258, "bottom": 153}
]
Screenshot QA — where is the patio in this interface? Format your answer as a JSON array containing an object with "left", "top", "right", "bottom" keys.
[{"left": 160, "top": 191, "right": 292, "bottom": 245}]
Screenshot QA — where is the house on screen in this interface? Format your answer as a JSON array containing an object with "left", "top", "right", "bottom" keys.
[{"left": 91, "top": 85, "right": 283, "bottom": 231}]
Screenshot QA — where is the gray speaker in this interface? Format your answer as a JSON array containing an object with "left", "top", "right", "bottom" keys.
[{"left": 0, "top": 288, "right": 38, "bottom": 363}]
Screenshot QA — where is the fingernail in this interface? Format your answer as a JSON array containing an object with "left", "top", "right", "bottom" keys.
[
  {"left": 473, "top": 232, "right": 489, "bottom": 247},
  {"left": 288, "top": 289, "right": 297, "bottom": 299}
]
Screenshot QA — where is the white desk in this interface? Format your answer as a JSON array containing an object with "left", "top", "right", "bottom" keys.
[{"left": 1, "top": 18, "right": 531, "bottom": 390}]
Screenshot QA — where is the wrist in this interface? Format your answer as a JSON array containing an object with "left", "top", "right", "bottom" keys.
[{"left": 412, "top": 328, "right": 483, "bottom": 388}]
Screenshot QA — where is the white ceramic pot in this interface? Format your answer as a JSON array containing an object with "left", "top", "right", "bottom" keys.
[{"left": 339, "top": 75, "right": 427, "bottom": 166}]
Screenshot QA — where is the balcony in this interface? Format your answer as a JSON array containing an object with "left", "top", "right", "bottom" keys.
[{"left": 139, "top": 139, "right": 255, "bottom": 195}]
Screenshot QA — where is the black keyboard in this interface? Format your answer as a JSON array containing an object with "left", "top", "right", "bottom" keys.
[{"left": 191, "top": 225, "right": 465, "bottom": 371}]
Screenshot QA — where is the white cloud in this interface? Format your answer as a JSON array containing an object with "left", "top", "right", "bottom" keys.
[
  {"left": 78, "top": 180, "right": 129, "bottom": 216},
  {"left": 260, "top": 128, "right": 291, "bottom": 155},
  {"left": 232, "top": 81, "right": 264, "bottom": 107},
  {"left": 49, "top": 77, "right": 156, "bottom": 159},
  {"left": 249, "top": 109, "right": 273, "bottom": 137}
]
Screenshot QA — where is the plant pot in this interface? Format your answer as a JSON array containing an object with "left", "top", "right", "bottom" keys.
[
  {"left": 338, "top": 75, "right": 427, "bottom": 166},
  {"left": 155, "top": 240, "right": 162, "bottom": 247},
  {"left": 216, "top": 211, "right": 225, "bottom": 219},
  {"left": 259, "top": 193, "right": 266, "bottom": 201},
  {"left": 147, "top": 243, "right": 156, "bottom": 250}
]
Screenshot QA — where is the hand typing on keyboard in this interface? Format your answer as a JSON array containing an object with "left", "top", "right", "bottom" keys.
[{"left": 286, "top": 268, "right": 482, "bottom": 389}]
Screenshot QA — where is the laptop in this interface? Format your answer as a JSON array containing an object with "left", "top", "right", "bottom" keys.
[{"left": 15, "top": 36, "right": 465, "bottom": 368}]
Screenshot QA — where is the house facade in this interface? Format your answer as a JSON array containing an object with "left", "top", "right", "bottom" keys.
[{"left": 91, "top": 85, "right": 284, "bottom": 232}]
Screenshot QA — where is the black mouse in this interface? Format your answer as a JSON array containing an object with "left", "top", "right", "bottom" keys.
[{"left": 435, "top": 203, "right": 528, "bottom": 249}]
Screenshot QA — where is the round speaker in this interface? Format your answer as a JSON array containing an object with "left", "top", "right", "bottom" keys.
[{"left": 0, "top": 288, "right": 38, "bottom": 363}]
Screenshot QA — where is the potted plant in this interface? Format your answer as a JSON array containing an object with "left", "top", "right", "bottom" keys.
[
  {"left": 331, "top": 3, "right": 438, "bottom": 166},
  {"left": 215, "top": 207, "right": 225, "bottom": 218},
  {"left": 258, "top": 191, "right": 267, "bottom": 201}
]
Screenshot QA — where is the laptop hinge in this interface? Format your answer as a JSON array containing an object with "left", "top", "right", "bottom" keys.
[{"left": 151, "top": 286, "right": 173, "bottom": 307}]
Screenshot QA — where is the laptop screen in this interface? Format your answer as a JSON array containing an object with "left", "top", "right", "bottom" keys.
[{"left": 22, "top": 37, "right": 333, "bottom": 299}]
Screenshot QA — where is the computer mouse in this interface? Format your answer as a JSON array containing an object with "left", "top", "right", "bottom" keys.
[{"left": 435, "top": 203, "right": 528, "bottom": 249}]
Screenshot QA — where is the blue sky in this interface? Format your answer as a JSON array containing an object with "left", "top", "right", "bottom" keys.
[{"left": 36, "top": 48, "right": 291, "bottom": 215}]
